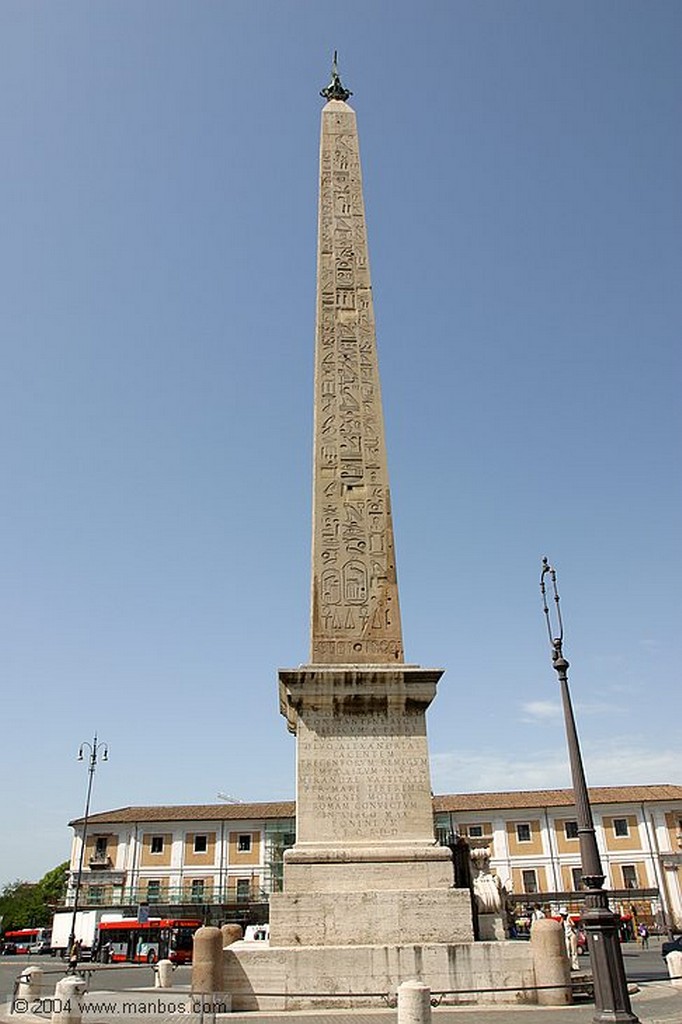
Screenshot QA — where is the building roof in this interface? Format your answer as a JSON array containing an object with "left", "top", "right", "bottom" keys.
[
  {"left": 432, "top": 785, "right": 682, "bottom": 813},
  {"left": 72, "top": 801, "right": 296, "bottom": 827},
  {"left": 71, "top": 785, "right": 682, "bottom": 828}
]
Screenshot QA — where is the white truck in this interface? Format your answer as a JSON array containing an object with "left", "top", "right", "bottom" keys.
[{"left": 50, "top": 910, "right": 99, "bottom": 959}]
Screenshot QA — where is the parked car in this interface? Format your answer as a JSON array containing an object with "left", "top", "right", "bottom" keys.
[
  {"left": 661, "top": 935, "right": 682, "bottom": 959},
  {"left": 28, "top": 940, "right": 51, "bottom": 955},
  {"left": 1, "top": 942, "right": 17, "bottom": 955}
]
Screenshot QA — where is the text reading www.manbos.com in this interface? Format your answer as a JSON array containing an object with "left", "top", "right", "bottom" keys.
[{"left": 13, "top": 997, "right": 230, "bottom": 1015}]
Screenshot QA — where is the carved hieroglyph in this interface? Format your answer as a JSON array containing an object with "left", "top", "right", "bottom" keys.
[{"left": 311, "top": 99, "right": 403, "bottom": 665}]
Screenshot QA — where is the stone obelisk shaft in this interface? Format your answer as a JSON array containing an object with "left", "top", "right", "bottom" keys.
[{"left": 311, "top": 98, "right": 403, "bottom": 665}]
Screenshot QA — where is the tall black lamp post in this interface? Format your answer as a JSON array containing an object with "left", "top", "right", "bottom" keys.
[
  {"left": 540, "top": 559, "right": 639, "bottom": 1024},
  {"left": 68, "top": 733, "right": 108, "bottom": 967}
]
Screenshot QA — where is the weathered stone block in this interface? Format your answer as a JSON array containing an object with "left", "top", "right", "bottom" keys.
[{"left": 270, "top": 887, "right": 473, "bottom": 947}]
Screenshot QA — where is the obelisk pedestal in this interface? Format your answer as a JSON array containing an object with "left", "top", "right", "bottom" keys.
[{"left": 269, "top": 666, "right": 473, "bottom": 946}]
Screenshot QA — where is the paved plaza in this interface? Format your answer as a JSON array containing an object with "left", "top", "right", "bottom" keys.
[{"left": 2, "top": 985, "right": 679, "bottom": 1024}]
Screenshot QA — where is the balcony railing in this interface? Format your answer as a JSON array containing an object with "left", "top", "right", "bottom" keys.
[
  {"left": 65, "top": 884, "right": 270, "bottom": 908},
  {"left": 89, "top": 853, "right": 113, "bottom": 869}
]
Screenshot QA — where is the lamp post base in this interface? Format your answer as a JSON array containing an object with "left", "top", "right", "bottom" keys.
[{"left": 583, "top": 899, "right": 640, "bottom": 1024}]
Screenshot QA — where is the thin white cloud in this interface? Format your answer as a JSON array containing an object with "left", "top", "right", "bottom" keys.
[
  {"left": 574, "top": 699, "right": 625, "bottom": 716},
  {"left": 431, "top": 749, "right": 570, "bottom": 792},
  {"left": 520, "top": 700, "right": 561, "bottom": 722},
  {"left": 431, "top": 739, "right": 681, "bottom": 794},
  {"left": 519, "top": 698, "right": 626, "bottom": 724}
]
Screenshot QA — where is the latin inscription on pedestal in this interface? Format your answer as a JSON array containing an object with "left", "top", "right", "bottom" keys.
[{"left": 296, "top": 711, "right": 434, "bottom": 844}]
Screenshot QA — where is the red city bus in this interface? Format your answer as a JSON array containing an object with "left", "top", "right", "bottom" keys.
[
  {"left": 1, "top": 928, "right": 51, "bottom": 955},
  {"left": 96, "top": 919, "right": 202, "bottom": 964}
]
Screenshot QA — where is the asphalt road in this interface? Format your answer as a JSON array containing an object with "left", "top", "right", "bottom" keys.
[{"left": 0, "top": 957, "right": 171, "bottom": 1001}]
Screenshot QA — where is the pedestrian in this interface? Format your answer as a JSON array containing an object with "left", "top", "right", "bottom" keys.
[
  {"left": 638, "top": 923, "right": 649, "bottom": 949},
  {"left": 561, "top": 911, "right": 580, "bottom": 971},
  {"left": 67, "top": 938, "right": 82, "bottom": 974}
]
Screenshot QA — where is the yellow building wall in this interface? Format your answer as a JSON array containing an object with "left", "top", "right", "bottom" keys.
[
  {"left": 228, "top": 831, "right": 260, "bottom": 866},
  {"left": 611, "top": 861, "right": 646, "bottom": 889},
  {"left": 227, "top": 874, "right": 261, "bottom": 900},
  {"left": 140, "top": 833, "right": 173, "bottom": 867},
  {"left": 560, "top": 864, "right": 583, "bottom": 890},
  {"left": 512, "top": 865, "right": 548, "bottom": 894},
  {"left": 554, "top": 819, "right": 580, "bottom": 855},
  {"left": 460, "top": 823, "right": 494, "bottom": 854},
  {"left": 506, "top": 819, "right": 543, "bottom": 856},
  {"left": 141, "top": 877, "right": 170, "bottom": 900},
  {"left": 182, "top": 877, "right": 214, "bottom": 900},
  {"left": 602, "top": 815, "right": 640, "bottom": 852},
  {"left": 183, "top": 832, "right": 217, "bottom": 866},
  {"left": 84, "top": 833, "right": 118, "bottom": 863},
  {"left": 664, "top": 812, "right": 682, "bottom": 851}
]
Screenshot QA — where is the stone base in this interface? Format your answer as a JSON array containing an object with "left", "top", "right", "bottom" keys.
[
  {"left": 478, "top": 912, "right": 508, "bottom": 941},
  {"left": 281, "top": 842, "right": 454, "bottom": 893},
  {"left": 223, "top": 940, "right": 537, "bottom": 1011},
  {"left": 269, "top": 886, "right": 473, "bottom": 947}
]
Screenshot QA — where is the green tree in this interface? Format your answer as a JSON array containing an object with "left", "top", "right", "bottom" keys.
[
  {"left": 38, "top": 861, "right": 68, "bottom": 910},
  {"left": 0, "top": 881, "right": 44, "bottom": 930},
  {"left": 0, "top": 862, "right": 69, "bottom": 932}
]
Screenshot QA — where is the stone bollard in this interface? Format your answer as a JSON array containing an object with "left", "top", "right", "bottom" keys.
[
  {"left": 221, "top": 923, "right": 243, "bottom": 947},
  {"left": 16, "top": 966, "right": 43, "bottom": 1003},
  {"left": 666, "top": 950, "right": 682, "bottom": 987},
  {"left": 397, "top": 979, "right": 432, "bottom": 1024},
  {"left": 530, "top": 918, "right": 572, "bottom": 1006},
  {"left": 191, "top": 926, "right": 224, "bottom": 996},
  {"left": 155, "top": 958, "right": 173, "bottom": 988},
  {"left": 52, "top": 975, "right": 87, "bottom": 1024}
]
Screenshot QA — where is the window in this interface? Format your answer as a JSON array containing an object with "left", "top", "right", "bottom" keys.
[
  {"left": 150, "top": 836, "right": 164, "bottom": 854},
  {"left": 613, "top": 818, "right": 630, "bottom": 838},
  {"left": 571, "top": 867, "right": 583, "bottom": 890},
  {"left": 516, "top": 823, "right": 532, "bottom": 843},
  {"left": 88, "top": 885, "right": 104, "bottom": 906},
  {"left": 468, "top": 825, "right": 483, "bottom": 839},
  {"left": 190, "top": 879, "right": 205, "bottom": 903},
  {"left": 194, "top": 835, "right": 208, "bottom": 854},
  {"left": 94, "top": 836, "right": 108, "bottom": 857},
  {"left": 564, "top": 821, "right": 579, "bottom": 840},
  {"left": 147, "top": 880, "right": 161, "bottom": 903},
  {"left": 238, "top": 834, "right": 252, "bottom": 853},
  {"left": 521, "top": 869, "right": 538, "bottom": 893},
  {"left": 435, "top": 826, "right": 450, "bottom": 846},
  {"left": 236, "top": 878, "right": 251, "bottom": 903},
  {"left": 622, "top": 864, "right": 638, "bottom": 889}
]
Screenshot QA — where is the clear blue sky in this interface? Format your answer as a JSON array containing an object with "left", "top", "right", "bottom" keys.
[{"left": 2, "top": 1, "right": 680, "bottom": 886}]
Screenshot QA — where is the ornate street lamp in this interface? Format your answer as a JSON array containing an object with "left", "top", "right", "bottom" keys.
[
  {"left": 540, "top": 559, "right": 639, "bottom": 1023},
  {"left": 67, "top": 733, "right": 108, "bottom": 969}
]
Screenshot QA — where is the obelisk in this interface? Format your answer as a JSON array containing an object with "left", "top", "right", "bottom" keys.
[
  {"left": 270, "top": 58, "right": 473, "bottom": 949},
  {"left": 309, "top": 59, "right": 403, "bottom": 669}
]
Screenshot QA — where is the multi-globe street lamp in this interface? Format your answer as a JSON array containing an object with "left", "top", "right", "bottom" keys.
[
  {"left": 540, "top": 558, "right": 639, "bottom": 1023},
  {"left": 67, "top": 733, "right": 108, "bottom": 968}
]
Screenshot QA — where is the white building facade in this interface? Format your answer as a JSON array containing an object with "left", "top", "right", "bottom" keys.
[{"left": 65, "top": 786, "right": 682, "bottom": 929}]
